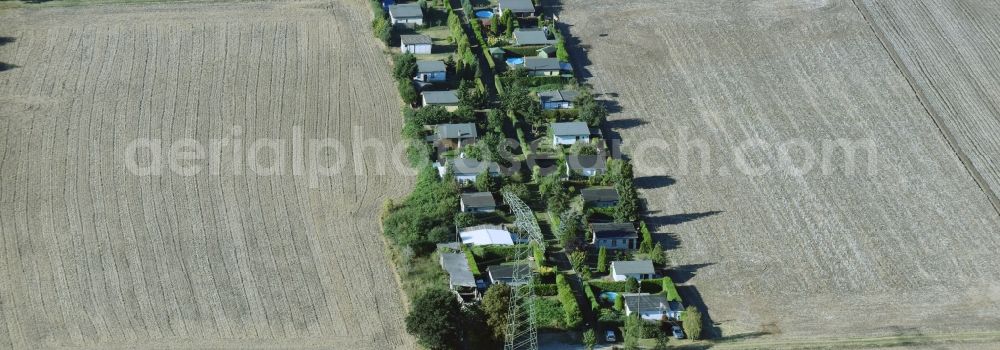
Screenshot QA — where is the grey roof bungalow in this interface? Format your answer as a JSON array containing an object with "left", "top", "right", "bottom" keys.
[
  {"left": 434, "top": 123, "right": 477, "bottom": 148},
  {"left": 415, "top": 60, "right": 447, "bottom": 82},
  {"left": 610, "top": 260, "right": 656, "bottom": 281},
  {"left": 388, "top": 3, "right": 423, "bottom": 26},
  {"left": 439, "top": 252, "right": 479, "bottom": 301},
  {"left": 498, "top": 0, "right": 535, "bottom": 17},
  {"left": 437, "top": 158, "right": 502, "bottom": 182},
  {"left": 566, "top": 154, "right": 607, "bottom": 177},
  {"left": 460, "top": 192, "right": 497, "bottom": 213},
  {"left": 422, "top": 90, "right": 460, "bottom": 110},
  {"left": 551, "top": 121, "right": 591, "bottom": 145},
  {"left": 591, "top": 222, "right": 638, "bottom": 250},
  {"left": 400, "top": 34, "right": 433, "bottom": 54},
  {"left": 621, "top": 293, "right": 683, "bottom": 322},
  {"left": 513, "top": 28, "right": 555, "bottom": 46},
  {"left": 540, "top": 90, "right": 580, "bottom": 110},
  {"left": 487, "top": 264, "right": 532, "bottom": 287},
  {"left": 522, "top": 57, "right": 563, "bottom": 76},
  {"left": 581, "top": 187, "right": 619, "bottom": 207}
]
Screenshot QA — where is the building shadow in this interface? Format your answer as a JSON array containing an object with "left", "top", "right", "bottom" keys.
[{"left": 635, "top": 175, "right": 675, "bottom": 189}]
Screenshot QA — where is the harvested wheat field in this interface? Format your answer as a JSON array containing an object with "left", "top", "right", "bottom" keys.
[
  {"left": 860, "top": 0, "right": 1000, "bottom": 212},
  {"left": 559, "top": 0, "right": 1000, "bottom": 345},
  {"left": 0, "top": 1, "right": 412, "bottom": 349}
]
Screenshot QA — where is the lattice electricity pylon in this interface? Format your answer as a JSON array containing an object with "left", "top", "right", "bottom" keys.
[{"left": 500, "top": 190, "right": 544, "bottom": 350}]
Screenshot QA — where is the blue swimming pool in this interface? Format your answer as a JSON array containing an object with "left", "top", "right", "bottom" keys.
[
  {"left": 505, "top": 57, "right": 524, "bottom": 65},
  {"left": 599, "top": 291, "right": 618, "bottom": 303},
  {"left": 474, "top": 10, "right": 494, "bottom": 19}
]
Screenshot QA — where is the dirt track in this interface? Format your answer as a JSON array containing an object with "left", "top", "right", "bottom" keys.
[
  {"left": 558, "top": 0, "right": 1000, "bottom": 343},
  {"left": 0, "top": 1, "right": 412, "bottom": 349}
]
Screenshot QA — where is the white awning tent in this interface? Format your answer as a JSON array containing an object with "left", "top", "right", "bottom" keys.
[{"left": 460, "top": 225, "right": 516, "bottom": 246}]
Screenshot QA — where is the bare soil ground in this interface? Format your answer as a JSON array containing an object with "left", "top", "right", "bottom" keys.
[
  {"left": 0, "top": 1, "right": 412, "bottom": 349},
  {"left": 860, "top": 0, "right": 1000, "bottom": 213},
  {"left": 557, "top": 0, "right": 1000, "bottom": 344}
]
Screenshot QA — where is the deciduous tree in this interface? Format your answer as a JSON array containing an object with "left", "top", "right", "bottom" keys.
[
  {"left": 482, "top": 284, "right": 513, "bottom": 343},
  {"left": 393, "top": 53, "right": 418, "bottom": 80},
  {"left": 682, "top": 306, "right": 703, "bottom": 340},
  {"left": 405, "top": 288, "right": 463, "bottom": 350}
]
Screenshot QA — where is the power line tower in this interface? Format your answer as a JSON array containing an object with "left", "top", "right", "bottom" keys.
[{"left": 501, "top": 190, "right": 544, "bottom": 350}]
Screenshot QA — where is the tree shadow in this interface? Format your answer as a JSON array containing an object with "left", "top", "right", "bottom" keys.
[
  {"left": 653, "top": 231, "right": 681, "bottom": 250},
  {"left": 0, "top": 62, "right": 17, "bottom": 72},
  {"left": 717, "top": 331, "right": 772, "bottom": 342},
  {"left": 554, "top": 21, "right": 592, "bottom": 81},
  {"left": 675, "top": 284, "right": 723, "bottom": 339},
  {"left": 598, "top": 98, "right": 621, "bottom": 114},
  {"left": 635, "top": 175, "right": 675, "bottom": 189},
  {"left": 606, "top": 117, "right": 646, "bottom": 130},
  {"left": 647, "top": 211, "right": 723, "bottom": 227},
  {"left": 668, "top": 263, "right": 714, "bottom": 284},
  {"left": 0, "top": 37, "right": 14, "bottom": 46}
]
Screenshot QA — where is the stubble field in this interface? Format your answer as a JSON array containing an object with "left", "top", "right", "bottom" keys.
[
  {"left": 861, "top": 0, "right": 1000, "bottom": 213},
  {"left": 559, "top": 0, "right": 1000, "bottom": 344},
  {"left": 0, "top": 1, "right": 412, "bottom": 349}
]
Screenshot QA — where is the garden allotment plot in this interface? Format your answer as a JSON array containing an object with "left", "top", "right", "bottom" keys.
[
  {"left": 560, "top": 0, "right": 1000, "bottom": 343},
  {"left": 0, "top": 1, "right": 411, "bottom": 349}
]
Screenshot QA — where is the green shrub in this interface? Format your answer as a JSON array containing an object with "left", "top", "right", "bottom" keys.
[
  {"left": 639, "top": 279, "right": 663, "bottom": 294},
  {"left": 501, "top": 45, "right": 545, "bottom": 57},
  {"left": 471, "top": 245, "right": 519, "bottom": 264},
  {"left": 372, "top": 17, "right": 391, "bottom": 45},
  {"left": 533, "top": 243, "right": 546, "bottom": 267},
  {"left": 661, "top": 277, "right": 682, "bottom": 302},
  {"left": 638, "top": 220, "right": 653, "bottom": 253},
  {"left": 596, "top": 246, "right": 608, "bottom": 273},
  {"left": 532, "top": 284, "right": 558, "bottom": 297},
  {"left": 382, "top": 165, "right": 460, "bottom": 254},
  {"left": 556, "top": 274, "right": 584, "bottom": 329},
  {"left": 393, "top": 53, "right": 418, "bottom": 80},
  {"left": 553, "top": 26, "right": 570, "bottom": 61},
  {"left": 598, "top": 308, "right": 623, "bottom": 324},
  {"left": 583, "top": 282, "right": 599, "bottom": 312},
  {"left": 464, "top": 249, "right": 481, "bottom": 276},
  {"left": 397, "top": 79, "right": 419, "bottom": 105},
  {"left": 588, "top": 280, "right": 631, "bottom": 293},
  {"left": 532, "top": 298, "right": 565, "bottom": 329}
]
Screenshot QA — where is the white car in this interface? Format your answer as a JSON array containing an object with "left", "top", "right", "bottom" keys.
[
  {"left": 672, "top": 325, "right": 685, "bottom": 339},
  {"left": 605, "top": 330, "right": 616, "bottom": 342}
]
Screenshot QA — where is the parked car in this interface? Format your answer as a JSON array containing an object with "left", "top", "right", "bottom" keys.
[
  {"left": 605, "top": 329, "right": 616, "bottom": 342},
  {"left": 672, "top": 325, "right": 685, "bottom": 339}
]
